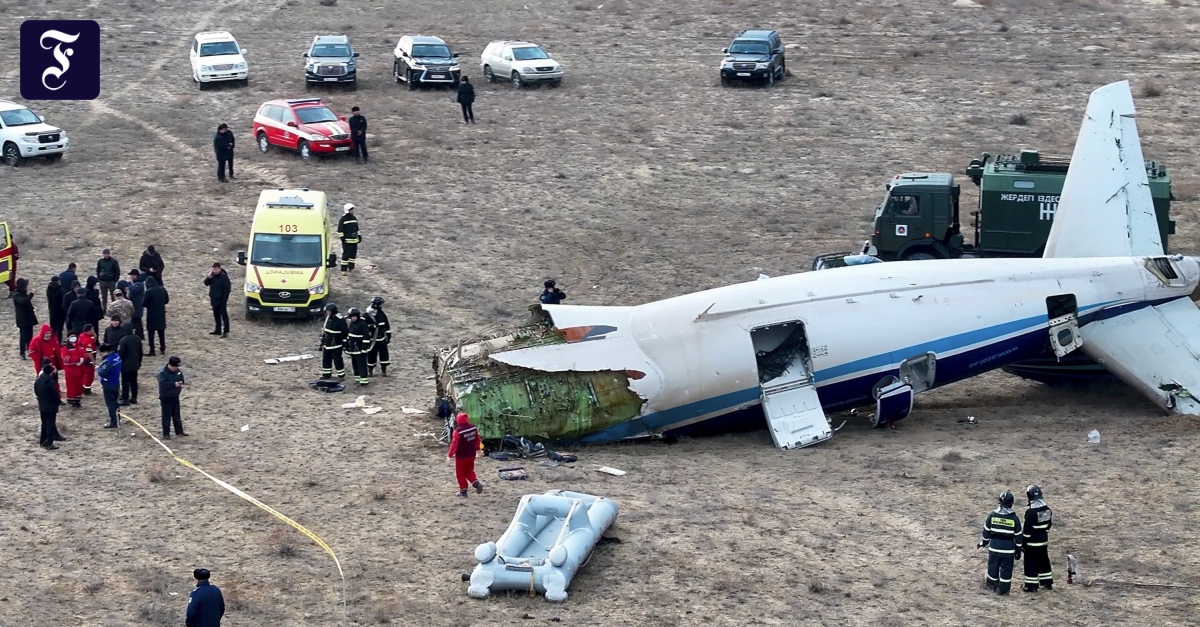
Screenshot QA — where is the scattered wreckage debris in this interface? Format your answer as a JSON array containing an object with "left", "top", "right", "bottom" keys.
[
  {"left": 498, "top": 467, "right": 528, "bottom": 481},
  {"left": 309, "top": 380, "right": 345, "bottom": 393},
  {"left": 265, "top": 354, "right": 314, "bottom": 364},
  {"left": 594, "top": 466, "right": 626, "bottom": 476}
]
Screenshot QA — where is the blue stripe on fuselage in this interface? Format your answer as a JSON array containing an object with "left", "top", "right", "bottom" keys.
[{"left": 576, "top": 298, "right": 1177, "bottom": 444}]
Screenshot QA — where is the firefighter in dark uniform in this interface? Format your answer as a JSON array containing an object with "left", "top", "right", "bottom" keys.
[
  {"left": 365, "top": 296, "right": 390, "bottom": 377},
  {"left": 978, "top": 490, "right": 1023, "bottom": 595},
  {"left": 319, "top": 303, "right": 347, "bottom": 379},
  {"left": 337, "top": 203, "right": 360, "bottom": 274},
  {"left": 1022, "top": 484, "right": 1054, "bottom": 592},
  {"left": 345, "top": 307, "right": 371, "bottom": 386}
]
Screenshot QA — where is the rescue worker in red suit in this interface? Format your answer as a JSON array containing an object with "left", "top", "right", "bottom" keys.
[
  {"left": 77, "top": 324, "right": 98, "bottom": 395},
  {"left": 61, "top": 335, "right": 89, "bottom": 407},
  {"left": 27, "top": 324, "right": 64, "bottom": 398},
  {"left": 447, "top": 412, "right": 485, "bottom": 498}
]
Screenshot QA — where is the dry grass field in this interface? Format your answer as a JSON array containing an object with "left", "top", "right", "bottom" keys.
[{"left": 3, "top": 0, "right": 1200, "bottom": 625}]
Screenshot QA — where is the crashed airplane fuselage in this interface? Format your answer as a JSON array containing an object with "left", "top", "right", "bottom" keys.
[{"left": 436, "top": 80, "right": 1200, "bottom": 449}]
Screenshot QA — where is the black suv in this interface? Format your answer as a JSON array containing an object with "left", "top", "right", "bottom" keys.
[
  {"left": 719, "top": 30, "right": 785, "bottom": 86},
  {"left": 304, "top": 35, "right": 359, "bottom": 90}
]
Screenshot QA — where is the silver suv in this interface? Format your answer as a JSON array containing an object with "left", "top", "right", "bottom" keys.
[
  {"left": 480, "top": 40, "right": 563, "bottom": 88},
  {"left": 304, "top": 35, "right": 359, "bottom": 90},
  {"left": 393, "top": 35, "right": 461, "bottom": 89}
]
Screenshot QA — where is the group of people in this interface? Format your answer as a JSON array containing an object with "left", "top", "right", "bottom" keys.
[
  {"left": 977, "top": 485, "right": 1055, "bottom": 595},
  {"left": 318, "top": 297, "right": 390, "bottom": 386}
]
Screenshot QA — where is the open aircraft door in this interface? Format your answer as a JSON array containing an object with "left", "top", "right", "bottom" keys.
[
  {"left": 1047, "top": 294, "right": 1083, "bottom": 358},
  {"left": 0, "top": 222, "right": 13, "bottom": 288},
  {"left": 752, "top": 321, "right": 832, "bottom": 450}
]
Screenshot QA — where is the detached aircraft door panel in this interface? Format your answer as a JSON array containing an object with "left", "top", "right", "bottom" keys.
[
  {"left": 760, "top": 380, "right": 831, "bottom": 450},
  {"left": 1047, "top": 294, "right": 1083, "bottom": 358}
]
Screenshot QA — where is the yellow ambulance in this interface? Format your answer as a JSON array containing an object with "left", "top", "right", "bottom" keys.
[{"left": 237, "top": 188, "right": 337, "bottom": 319}]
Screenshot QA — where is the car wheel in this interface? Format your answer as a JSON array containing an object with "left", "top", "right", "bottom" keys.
[
  {"left": 393, "top": 62, "right": 402, "bottom": 84},
  {"left": 242, "top": 78, "right": 250, "bottom": 87},
  {"left": 198, "top": 80, "right": 207, "bottom": 91},
  {"left": 407, "top": 71, "right": 418, "bottom": 90},
  {"left": 45, "top": 153, "right": 63, "bottom": 163},
  {"left": 299, "top": 140, "right": 311, "bottom": 161},
  {"left": 779, "top": 61, "right": 786, "bottom": 78},
  {"left": 257, "top": 132, "right": 271, "bottom": 154},
  {"left": 305, "top": 81, "right": 312, "bottom": 92},
  {"left": 349, "top": 79, "right": 358, "bottom": 91},
  {"left": 511, "top": 72, "right": 523, "bottom": 88},
  {"left": 3, "top": 142, "right": 23, "bottom": 167},
  {"left": 720, "top": 76, "right": 731, "bottom": 87},
  {"left": 767, "top": 70, "right": 775, "bottom": 87},
  {"left": 483, "top": 66, "right": 495, "bottom": 83}
]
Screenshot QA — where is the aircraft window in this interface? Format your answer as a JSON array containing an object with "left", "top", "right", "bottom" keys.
[{"left": 1013, "top": 180, "right": 1035, "bottom": 189}]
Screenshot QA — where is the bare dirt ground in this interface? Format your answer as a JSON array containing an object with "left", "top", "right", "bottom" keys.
[{"left": 3, "top": 0, "right": 1200, "bottom": 625}]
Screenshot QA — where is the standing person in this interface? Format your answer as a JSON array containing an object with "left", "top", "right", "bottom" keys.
[
  {"left": 142, "top": 276, "right": 169, "bottom": 356},
  {"left": 28, "top": 324, "right": 63, "bottom": 379},
  {"left": 978, "top": 490, "right": 1023, "bottom": 595},
  {"left": 118, "top": 327, "right": 143, "bottom": 406},
  {"left": 127, "top": 269, "right": 146, "bottom": 339},
  {"left": 57, "top": 263, "right": 78, "bottom": 294},
  {"left": 102, "top": 315, "right": 128, "bottom": 349},
  {"left": 97, "top": 343, "right": 122, "bottom": 429},
  {"left": 447, "top": 412, "right": 484, "bottom": 498},
  {"left": 186, "top": 568, "right": 225, "bottom": 627},
  {"left": 456, "top": 76, "right": 475, "bottom": 124},
  {"left": 66, "top": 286, "right": 93, "bottom": 337},
  {"left": 95, "top": 249, "right": 121, "bottom": 311},
  {"left": 214, "top": 123, "right": 235, "bottom": 183},
  {"left": 35, "top": 359, "right": 62, "bottom": 450},
  {"left": 106, "top": 287, "right": 134, "bottom": 325},
  {"left": 60, "top": 281, "right": 81, "bottom": 340},
  {"left": 46, "top": 276, "right": 65, "bottom": 343},
  {"left": 203, "top": 262, "right": 231, "bottom": 337},
  {"left": 13, "top": 278, "right": 36, "bottom": 359},
  {"left": 365, "top": 296, "right": 390, "bottom": 377},
  {"left": 61, "top": 334, "right": 88, "bottom": 408},
  {"left": 344, "top": 307, "right": 370, "bottom": 386},
  {"left": 78, "top": 324, "right": 98, "bottom": 395},
  {"left": 337, "top": 204, "right": 360, "bottom": 274},
  {"left": 139, "top": 246, "right": 165, "bottom": 288},
  {"left": 84, "top": 276, "right": 104, "bottom": 331},
  {"left": 318, "top": 303, "right": 347, "bottom": 380},
  {"left": 157, "top": 355, "right": 187, "bottom": 439},
  {"left": 348, "top": 106, "right": 368, "bottom": 164},
  {"left": 1021, "top": 485, "right": 1054, "bottom": 592},
  {"left": 539, "top": 279, "right": 567, "bottom": 305}
]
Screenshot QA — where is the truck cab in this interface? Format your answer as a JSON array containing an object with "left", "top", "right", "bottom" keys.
[
  {"left": 868, "top": 149, "right": 1174, "bottom": 260},
  {"left": 237, "top": 188, "right": 338, "bottom": 320}
]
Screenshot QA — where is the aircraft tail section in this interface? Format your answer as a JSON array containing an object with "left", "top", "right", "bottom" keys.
[{"left": 1043, "top": 80, "right": 1163, "bottom": 259}]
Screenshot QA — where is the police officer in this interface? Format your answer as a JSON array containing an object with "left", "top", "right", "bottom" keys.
[
  {"left": 978, "top": 490, "right": 1023, "bottom": 595},
  {"left": 1022, "top": 485, "right": 1054, "bottom": 592},
  {"left": 539, "top": 279, "right": 566, "bottom": 305},
  {"left": 345, "top": 307, "right": 371, "bottom": 386},
  {"left": 337, "top": 203, "right": 360, "bottom": 274},
  {"left": 186, "top": 568, "right": 225, "bottom": 627},
  {"left": 365, "top": 296, "right": 390, "bottom": 377},
  {"left": 319, "top": 303, "right": 347, "bottom": 379}
]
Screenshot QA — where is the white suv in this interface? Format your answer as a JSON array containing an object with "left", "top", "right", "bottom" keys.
[
  {"left": 480, "top": 41, "right": 563, "bottom": 88},
  {"left": 190, "top": 31, "right": 249, "bottom": 89},
  {"left": 0, "top": 100, "right": 69, "bottom": 166}
]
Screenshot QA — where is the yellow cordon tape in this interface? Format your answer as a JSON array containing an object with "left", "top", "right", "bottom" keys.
[{"left": 118, "top": 411, "right": 347, "bottom": 618}]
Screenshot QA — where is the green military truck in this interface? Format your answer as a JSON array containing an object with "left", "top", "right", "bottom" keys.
[{"left": 863, "top": 149, "right": 1174, "bottom": 261}]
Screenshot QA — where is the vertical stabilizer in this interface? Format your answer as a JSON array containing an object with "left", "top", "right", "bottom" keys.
[{"left": 1043, "top": 80, "right": 1162, "bottom": 258}]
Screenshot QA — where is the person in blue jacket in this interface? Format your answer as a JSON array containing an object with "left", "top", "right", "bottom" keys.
[
  {"left": 186, "top": 568, "right": 225, "bottom": 627},
  {"left": 97, "top": 343, "right": 122, "bottom": 429}
]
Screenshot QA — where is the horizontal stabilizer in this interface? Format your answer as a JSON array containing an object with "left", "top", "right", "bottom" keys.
[
  {"left": 1043, "top": 80, "right": 1162, "bottom": 259},
  {"left": 1080, "top": 298, "right": 1200, "bottom": 414}
]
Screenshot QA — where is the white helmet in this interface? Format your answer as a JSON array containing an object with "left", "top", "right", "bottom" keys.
[{"left": 344, "top": 203, "right": 355, "bottom": 213}]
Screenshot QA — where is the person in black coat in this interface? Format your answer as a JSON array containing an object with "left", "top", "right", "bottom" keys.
[
  {"left": 214, "top": 124, "right": 235, "bottom": 182},
  {"left": 456, "top": 76, "right": 476, "bottom": 123},
  {"left": 203, "top": 262, "right": 231, "bottom": 337},
  {"left": 142, "top": 276, "right": 169, "bottom": 355},
  {"left": 102, "top": 315, "right": 130, "bottom": 348},
  {"left": 118, "top": 329, "right": 143, "bottom": 405},
  {"left": 84, "top": 276, "right": 104, "bottom": 331},
  {"left": 139, "top": 247, "right": 165, "bottom": 288},
  {"left": 57, "top": 263, "right": 78, "bottom": 294},
  {"left": 60, "top": 280, "right": 80, "bottom": 340},
  {"left": 348, "top": 106, "right": 368, "bottom": 163},
  {"left": 185, "top": 568, "right": 224, "bottom": 627},
  {"left": 46, "top": 276, "right": 65, "bottom": 341},
  {"left": 126, "top": 269, "right": 146, "bottom": 339},
  {"left": 66, "top": 286, "right": 93, "bottom": 336},
  {"left": 13, "top": 278, "right": 37, "bottom": 359},
  {"left": 95, "top": 249, "right": 121, "bottom": 310},
  {"left": 34, "top": 360, "right": 62, "bottom": 450}
]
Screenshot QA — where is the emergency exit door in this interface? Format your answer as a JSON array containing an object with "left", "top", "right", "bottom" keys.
[{"left": 1047, "top": 293, "right": 1083, "bottom": 358}]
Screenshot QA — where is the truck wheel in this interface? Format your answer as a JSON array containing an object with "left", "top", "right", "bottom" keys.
[
  {"left": 483, "top": 66, "right": 495, "bottom": 83},
  {"left": 3, "top": 142, "right": 23, "bottom": 167},
  {"left": 904, "top": 251, "right": 937, "bottom": 260}
]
